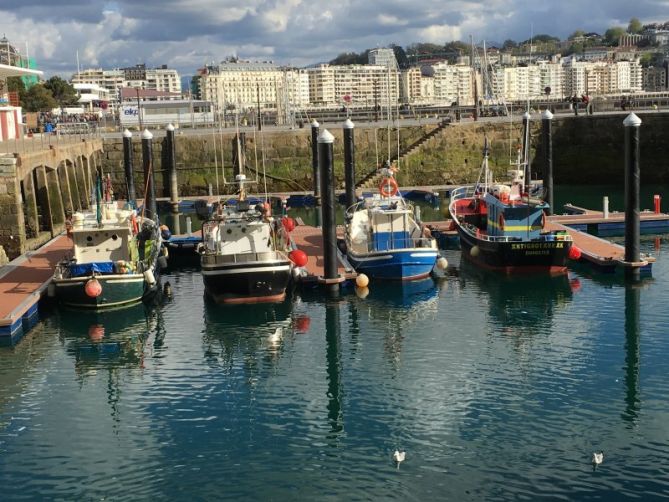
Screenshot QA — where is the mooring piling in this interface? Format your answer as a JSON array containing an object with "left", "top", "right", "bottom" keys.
[
  {"left": 165, "top": 123, "right": 179, "bottom": 213},
  {"left": 603, "top": 196, "right": 609, "bottom": 219},
  {"left": 122, "top": 129, "right": 136, "bottom": 207},
  {"left": 312, "top": 120, "right": 322, "bottom": 227},
  {"left": 343, "top": 118, "right": 356, "bottom": 211},
  {"left": 318, "top": 128, "right": 341, "bottom": 295},
  {"left": 541, "top": 109, "right": 554, "bottom": 215},
  {"left": 522, "top": 111, "right": 531, "bottom": 194},
  {"left": 623, "top": 113, "right": 642, "bottom": 281},
  {"left": 141, "top": 129, "right": 158, "bottom": 222}
]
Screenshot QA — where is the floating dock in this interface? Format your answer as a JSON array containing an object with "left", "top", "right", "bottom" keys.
[
  {"left": 0, "top": 235, "right": 70, "bottom": 344},
  {"left": 556, "top": 204, "right": 669, "bottom": 234}
]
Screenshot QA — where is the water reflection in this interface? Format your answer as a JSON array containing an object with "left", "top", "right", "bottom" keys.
[
  {"left": 325, "top": 301, "right": 343, "bottom": 440},
  {"left": 622, "top": 285, "right": 641, "bottom": 426},
  {"left": 458, "top": 260, "right": 574, "bottom": 334}
]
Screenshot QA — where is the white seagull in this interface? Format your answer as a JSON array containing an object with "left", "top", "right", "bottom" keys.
[
  {"left": 592, "top": 451, "right": 604, "bottom": 467},
  {"left": 393, "top": 450, "right": 406, "bottom": 469}
]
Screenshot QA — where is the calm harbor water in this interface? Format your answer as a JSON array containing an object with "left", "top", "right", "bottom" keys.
[{"left": 1, "top": 189, "right": 669, "bottom": 500}]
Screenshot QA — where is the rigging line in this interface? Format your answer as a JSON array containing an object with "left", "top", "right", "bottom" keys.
[
  {"left": 219, "top": 107, "right": 226, "bottom": 186},
  {"left": 260, "top": 123, "right": 268, "bottom": 202}
]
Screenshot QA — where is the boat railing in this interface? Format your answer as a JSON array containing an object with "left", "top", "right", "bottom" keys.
[
  {"left": 345, "top": 234, "right": 435, "bottom": 253},
  {"left": 201, "top": 250, "right": 283, "bottom": 264}
]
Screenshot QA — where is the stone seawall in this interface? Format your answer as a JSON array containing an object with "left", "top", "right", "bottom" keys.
[{"left": 101, "top": 113, "right": 669, "bottom": 197}]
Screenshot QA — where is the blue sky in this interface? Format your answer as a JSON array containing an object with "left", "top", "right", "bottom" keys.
[{"left": 2, "top": 0, "right": 667, "bottom": 76}]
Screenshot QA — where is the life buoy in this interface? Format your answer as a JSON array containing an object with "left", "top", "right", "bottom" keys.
[
  {"left": 379, "top": 177, "right": 399, "bottom": 197},
  {"left": 498, "top": 213, "right": 505, "bottom": 231}
]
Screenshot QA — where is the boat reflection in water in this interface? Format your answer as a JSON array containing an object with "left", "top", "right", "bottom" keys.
[
  {"left": 202, "top": 295, "right": 296, "bottom": 370},
  {"left": 457, "top": 258, "right": 575, "bottom": 334},
  {"left": 58, "top": 303, "right": 160, "bottom": 376}
]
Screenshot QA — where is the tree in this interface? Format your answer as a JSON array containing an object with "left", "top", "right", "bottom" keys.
[
  {"left": 628, "top": 17, "right": 643, "bottom": 34},
  {"left": 604, "top": 27, "right": 626, "bottom": 46},
  {"left": 502, "top": 39, "right": 517, "bottom": 50},
  {"left": 390, "top": 44, "right": 409, "bottom": 69},
  {"left": 21, "top": 84, "right": 57, "bottom": 112},
  {"left": 569, "top": 30, "right": 585, "bottom": 40},
  {"left": 43, "top": 76, "right": 78, "bottom": 106}
]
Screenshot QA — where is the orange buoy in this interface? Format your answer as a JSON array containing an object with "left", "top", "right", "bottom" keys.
[
  {"left": 568, "top": 245, "right": 582, "bottom": 260},
  {"left": 289, "top": 249, "right": 308, "bottom": 267},
  {"left": 85, "top": 278, "right": 102, "bottom": 298},
  {"left": 379, "top": 177, "right": 399, "bottom": 197},
  {"left": 282, "top": 216, "right": 296, "bottom": 232}
]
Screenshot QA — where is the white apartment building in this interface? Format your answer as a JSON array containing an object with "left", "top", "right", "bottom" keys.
[
  {"left": 72, "top": 65, "right": 181, "bottom": 102},
  {"left": 368, "top": 48, "right": 398, "bottom": 69},
  {"left": 399, "top": 67, "right": 422, "bottom": 103},
  {"left": 307, "top": 64, "right": 399, "bottom": 107},
  {"left": 198, "top": 61, "right": 310, "bottom": 111},
  {"left": 431, "top": 62, "right": 475, "bottom": 105},
  {"left": 537, "top": 61, "right": 564, "bottom": 98},
  {"left": 563, "top": 59, "right": 642, "bottom": 96}
]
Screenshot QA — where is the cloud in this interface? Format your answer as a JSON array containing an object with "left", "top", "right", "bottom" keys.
[{"left": 1, "top": 0, "right": 668, "bottom": 77}]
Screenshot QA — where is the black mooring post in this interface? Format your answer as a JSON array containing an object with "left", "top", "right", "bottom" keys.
[
  {"left": 624, "top": 113, "right": 642, "bottom": 281},
  {"left": 141, "top": 129, "right": 158, "bottom": 222},
  {"left": 166, "top": 123, "right": 178, "bottom": 213},
  {"left": 122, "top": 129, "right": 136, "bottom": 207},
  {"left": 312, "top": 120, "right": 322, "bottom": 227},
  {"left": 318, "top": 128, "right": 339, "bottom": 295},
  {"left": 343, "top": 118, "right": 356, "bottom": 211},
  {"left": 541, "top": 109, "right": 554, "bottom": 215}
]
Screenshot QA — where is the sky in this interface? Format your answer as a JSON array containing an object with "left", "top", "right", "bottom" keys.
[{"left": 2, "top": 0, "right": 668, "bottom": 78}]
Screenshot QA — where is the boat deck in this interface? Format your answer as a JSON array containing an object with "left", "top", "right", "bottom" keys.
[{"left": 0, "top": 235, "right": 70, "bottom": 344}]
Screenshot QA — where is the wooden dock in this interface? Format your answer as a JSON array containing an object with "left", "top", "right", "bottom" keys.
[
  {"left": 553, "top": 205, "right": 669, "bottom": 232},
  {"left": 290, "top": 224, "right": 357, "bottom": 284},
  {"left": 0, "top": 235, "right": 70, "bottom": 344}
]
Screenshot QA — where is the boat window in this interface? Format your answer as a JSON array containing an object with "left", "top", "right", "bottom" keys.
[
  {"left": 111, "top": 234, "right": 118, "bottom": 241},
  {"left": 226, "top": 229, "right": 232, "bottom": 234},
  {"left": 241, "top": 227, "right": 246, "bottom": 233},
  {"left": 86, "top": 235, "right": 93, "bottom": 242}
]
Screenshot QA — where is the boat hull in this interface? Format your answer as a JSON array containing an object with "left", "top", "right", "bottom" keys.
[
  {"left": 201, "top": 260, "right": 292, "bottom": 304},
  {"left": 347, "top": 249, "right": 438, "bottom": 281},
  {"left": 457, "top": 227, "right": 571, "bottom": 275},
  {"left": 53, "top": 274, "right": 157, "bottom": 309}
]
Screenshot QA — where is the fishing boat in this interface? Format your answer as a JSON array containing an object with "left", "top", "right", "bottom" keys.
[
  {"left": 198, "top": 175, "right": 298, "bottom": 304},
  {"left": 344, "top": 167, "right": 439, "bottom": 280},
  {"left": 51, "top": 183, "right": 165, "bottom": 309},
  {"left": 449, "top": 139, "right": 578, "bottom": 274}
]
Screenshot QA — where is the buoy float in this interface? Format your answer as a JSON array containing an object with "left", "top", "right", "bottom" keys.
[
  {"left": 289, "top": 249, "right": 308, "bottom": 267},
  {"left": 436, "top": 257, "right": 448, "bottom": 270},
  {"left": 282, "top": 216, "right": 296, "bottom": 232},
  {"left": 470, "top": 245, "right": 480, "bottom": 257},
  {"left": 355, "top": 273, "right": 369, "bottom": 288},
  {"left": 144, "top": 269, "right": 156, "bottom": 286},
  {"left": 84, "top": 278, "right": 102, "bottom": 298},
  {"left": 88, "top": 324, "right": 105, "bottom": 341},
  {"left": 568, "top": 245, "right": 582, "bottom": 260},
  {"left": 355, "top": 286, "right": 369, "bottom": 299}
]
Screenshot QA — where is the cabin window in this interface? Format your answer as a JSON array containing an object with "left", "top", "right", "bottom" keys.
[
  {"left": 226, "top": 229, "right": 232, "bottom": 234},
  {"left": 86, "top": 235, "right": 93, "bottom": 242},
  {"left": 111, "top": 234, "right": 118, "bottom": 241}
]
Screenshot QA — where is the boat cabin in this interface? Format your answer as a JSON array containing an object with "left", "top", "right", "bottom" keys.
[
  {"left": 348, "top": 199, "right": 422, "bottom": 253},
  {"left": 483, "top": 192, "right": 547, "bottom": 239}
]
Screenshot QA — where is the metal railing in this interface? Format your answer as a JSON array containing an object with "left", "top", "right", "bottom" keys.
[{"left": 0, "top": 128, "right": 102, "bottom": 155}]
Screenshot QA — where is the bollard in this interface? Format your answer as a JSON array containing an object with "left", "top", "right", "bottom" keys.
[
  {"left": 122, "top": 129, "right": 136, "bottom": 207},
  {"left": 623, "top": 113, "right": 641, "bottom": 281},
  {"left": 541, "top": 109, "right": 553, "bottom": 214},
  {"left": 603, "top": 196, "right": 609, "bottom": 219},
  {"left": 141, "top": 129, "right": 158, "bottom": 222},
  {"left": 186, "top": 216, "right": 192, "bottom": 235},
  {"left": 522, "top": 112, "right": 531, "bottom": 194},
  {"left": 208, "top": 183, "right": 213, "bottom": 196},
  {"left": 654, "top": 194, "right": 661, "bottom": 214},
  {"left": 318, "top": 129, "right": 340, "bottom": 295},
  {"left": 343, "top": 118, "right": 356, "bottom": 211},
  {"left": 166, "top": 123, "right": 179, "bottom": 213}
]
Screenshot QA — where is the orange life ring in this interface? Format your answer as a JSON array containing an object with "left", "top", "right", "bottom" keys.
[
  {"left": 498, "top": 213, "right": 505, "bottom": 231},
  {"left": 379, "top": 177, "right": 399, "bottom": 197}
]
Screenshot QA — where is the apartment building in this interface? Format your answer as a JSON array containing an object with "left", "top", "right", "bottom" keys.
[
  {"left": 307, "top": 64, "right": 399, "bottom": 107},
  {"left": 368, "top": 48, "right": 398, "bottom": 69},
  {"left": 399, "top": 67, "right": 422, "bottom": 103},
  {"left": 197, "top": 60, "right": 310, "bottom": 111},
  {"left": 431, "top": 62, "right": 475, "bottom": 105}
]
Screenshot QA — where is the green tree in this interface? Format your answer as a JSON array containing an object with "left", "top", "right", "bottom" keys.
[
  {"left": 569, "top": 30, "right": 585, "bottom": 40},
  {"left": 390, "top": 44, "right": 409, "bottom": 69},
  {"left": 21, "top": 84, "right": 57, "bottom": 112},
  {"left": 628, "top": 17, "right": 643, "bottom": 34},
  {"left": 43, "top": 76, "right": 78, "bottom": 106},
  {"left": 604, "top": 27, "right": 626, "bottom": 45},
  {"left": 502, "top": 39, "right": 517, "bottom": 50}
]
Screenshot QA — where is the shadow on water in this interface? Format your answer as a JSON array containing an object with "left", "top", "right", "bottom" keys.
[
  {"left": 622, "top": 285, "right": 641, "bottom": 427},
  {"left": 325, "top": 300, "right": 343, "bottom": 440}
]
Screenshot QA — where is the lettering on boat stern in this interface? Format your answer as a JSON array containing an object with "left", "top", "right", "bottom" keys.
[{"left": 511, "top": 242, "right": 564, "bottom": 250}]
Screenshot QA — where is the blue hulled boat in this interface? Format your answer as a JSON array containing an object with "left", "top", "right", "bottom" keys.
[{"left": 344, "top": 171, "right": 438, "bottom": 281}]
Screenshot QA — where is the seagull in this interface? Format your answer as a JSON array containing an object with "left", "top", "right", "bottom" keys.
[
  {"left": 393, "top": 450, "right": 406, "bottom": 469},
  {"left": 592, "top": 451, "right": 604, "bottom": 468}
]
